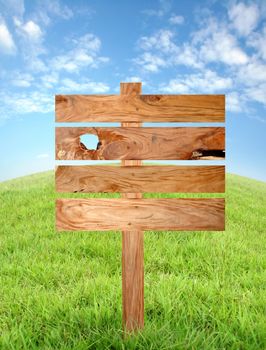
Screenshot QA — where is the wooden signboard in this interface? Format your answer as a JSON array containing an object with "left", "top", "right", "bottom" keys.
[{"left": 55, "top": 82, "right": 225, "bottom": 332}]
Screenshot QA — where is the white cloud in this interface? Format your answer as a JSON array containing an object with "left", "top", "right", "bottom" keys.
[
  {"left": 40, "top": 72, "right": 59, "bottom": 88},
  {"left": 15, "top": 92, "right": 52, "bottom": 113},
  {"left": 43, "top": 0, "right": 73, "bottom": 20},
  {"left": 0, "top": 77, "right": 109, "bottom": 119},
  {"left": 162, "top": 70, "right": 232, "bottom": 93},
  {"left": 122, "top": 76, "right": 147, "bottom": 87},
  {"left": 226, "top": 92, "right": 243, "bottom": 112},
  {"left": 248, "top": 115, "right": 266, "bottom": 123},
  {"left": 142, "top": 9, "right": 165, "bottom": 17},
  {"left": 134, "top": 52, "right": 167, "bottom": 72},
  {"left": 135, "top": 29, "right": 200, "bottom": 72},
  {"left": 169, "top": 14, "right": 184, "bottom": 25},
  {"left": 229, "top": 2, "right": 259, "bottom": 37},
  {"left": 14, "top": 18, "right": 43, "bottom": 41},
  {"left": 60, "top": 78, "right": 110, "bottom": 93},
  {"left": 35, "top": 0, "right": 73, "bottom": 26},
  {"left": 0, "top": 76, "right": 109, "bottom": 119},
  {"left": 0, "top": 91, "right": 53, "bottom": 115},
  {"left": 162, "top": 80, "right": 189, "bottom": 93},
  {"left": 142, "top": 0, "right": 171, "bottom": 18},
  {"left": 72, "top": 33, "right": 101, "bottom": 51},
  {"left": 138, "top": 29, "right": 177, "bottom": 53},
  {"left": 28, "top": 57, "right": 47, "bottom": 72},
  {"left": 237, "top": 61, "right": 266, "bottom": 86},
  {"left": 12, "top": 80, "right": 31, "bottom": 88},
  {"left": 191, "top": 17, "right": 249, "bottom": 65},
  {"left": 124, "top": 76, "right": 142, "bottom": 83},
  {"left": 173, "top": 44, "right": 202, "bottom": 68},
  {"left": 245, "top": 84, "right": 266, "bottom": 105},
  {"left": 11, "top": 72, "right": 34, "bottom": 87},
  {"left": 130, "top": 7, "right": 266, "bottom": 115},
  {"left": 21, "top": 20, "right": 42, "bottom": 40},
  {"left": 196, "top": 25, "right": 249, "bottom": 65},
  {"left": 248, "top": 25, "right": 266, "bottom": 60},
  {"left": 51, "top": 33, "right": 109, "bottom": 73},
  {"left": 135, "top": 29, "right": 178, "bottom": 72},
  {"left": 0, "top": 19, "right": 16, "bottom": 54},
  {"left": 37, "top": 153, "right": 49, "bottom": 159},
  {"left": 134, "top": 17, "right": 249, "bottom": 74},
  {"left": 52, "top": 59, "right": 78, "bottom": 72},
  {"left": 13, "top": 17, "right": 46, "bottom": 72},
  {"left": 0, "top": 0, "right": 25, "bottom": 19}
]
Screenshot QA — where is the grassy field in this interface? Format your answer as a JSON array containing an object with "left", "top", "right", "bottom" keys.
[{"left": 0, "top": 171, "right": 265, "bottom": 349}]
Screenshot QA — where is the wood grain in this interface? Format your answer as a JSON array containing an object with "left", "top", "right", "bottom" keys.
[
  {"left": 56, "top": 198, "right": 225, "bottom": 231},
  {"left": 122, "top": 229, "right": 144, "bottom": 332},
  {"left": 54, "top": 81, "right": 227, "bottom": 334},
  {"left": 120, "top": 82, "right": 144, "bottom": 332},
  {"left": 55, "top": 94, "right": 225, "bottom": 122},
  {"left": 55, "top": 165, "right": 225, "bottom": 193},
  {"left": 55, "top": 127, "right": 225, "bottom": 160}
]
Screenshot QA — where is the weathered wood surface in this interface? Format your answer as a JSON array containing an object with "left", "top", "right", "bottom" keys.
[
  {"left": 55, "top": 127, "right": 225, "bottom": 160},
  {"left": 122, "top": 229, "right": 144, "bottom": 332},
  {"left": 54, "top": 81, "right": 226, "bottom": 334},
  {"left": 55, "top": 94, "right": 225, "bottom": 122},
  {"left": 56, "top": 198, "right": 225, "bottom": 231},
  {"left": 55, "top": 165, "right": 225, "bottom": 193},
  {"left": 120, "top": 82, "right": 144, "bottom": 331}
]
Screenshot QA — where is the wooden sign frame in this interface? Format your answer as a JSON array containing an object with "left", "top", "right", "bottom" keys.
[{"left": 55, "top": 82, "right": 225, "bottom": 332}]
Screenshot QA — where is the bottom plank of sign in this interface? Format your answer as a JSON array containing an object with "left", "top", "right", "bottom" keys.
[{"left": 56, "top": 198, "right": 225, "bottom": 231}]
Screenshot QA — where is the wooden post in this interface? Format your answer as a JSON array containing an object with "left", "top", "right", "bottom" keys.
[{"left": 120, "top": 82, "right": 144, "bottom": 332}]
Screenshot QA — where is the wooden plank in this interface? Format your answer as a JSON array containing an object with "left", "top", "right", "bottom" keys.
[
  {"left": 55, "top": 127, "right": 225, "bottom": 160},
  {"left": 55, "top": 94, "right": 225, "bottom": 122},
  {"left": 55, "top": 165, "right": 225, "bottom": 193},
  {"left": 56, "top": 198, "right": 225, "bottom": 231},
  {"left": 120, "top": 82, "right": 144, "bottom": 332}
]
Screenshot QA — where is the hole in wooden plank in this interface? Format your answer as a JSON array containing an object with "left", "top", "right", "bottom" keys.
[
  {"left": 192, "top": 150, "right": 225, "bottom": 159},
  {"left": 201, "top": 150, "right": 225, "bottom": 158},
  {"left": 80, "top": 134, "right": 100, "bottom": 151}
]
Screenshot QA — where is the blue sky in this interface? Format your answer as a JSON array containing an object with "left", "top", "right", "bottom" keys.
[{"left": 0, "top": 0, "right": 266, "bottom": 182}]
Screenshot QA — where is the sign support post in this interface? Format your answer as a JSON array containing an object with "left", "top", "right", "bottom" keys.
[{"left": 121, "top": 82, "right": 144, "bottom": 332}]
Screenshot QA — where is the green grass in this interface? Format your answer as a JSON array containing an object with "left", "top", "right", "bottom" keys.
[{"left": 0, "top": 171, "right": 265, "bottom": 349}]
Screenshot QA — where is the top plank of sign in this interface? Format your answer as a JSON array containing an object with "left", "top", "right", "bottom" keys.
[{"left": 55, "top": 93, "right": 225, "bottom": 123}]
